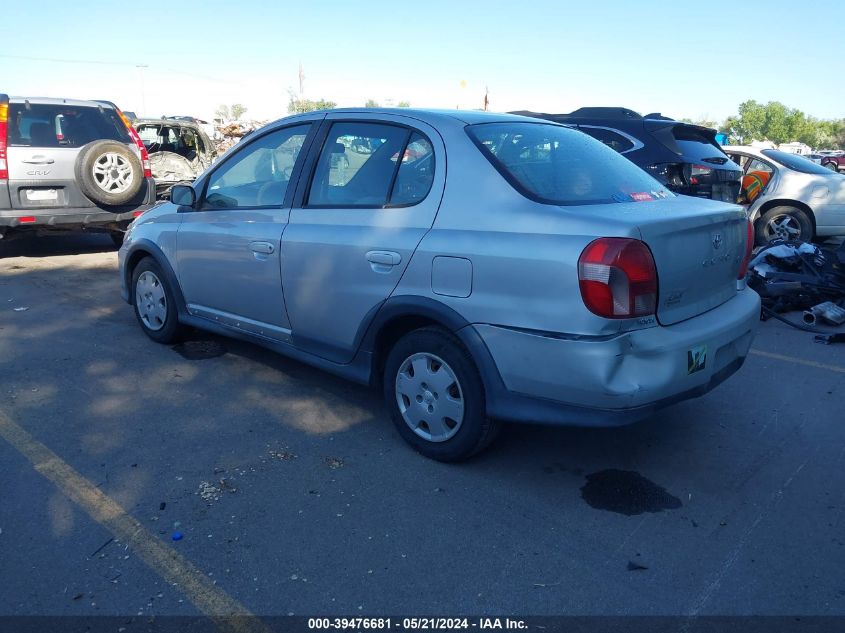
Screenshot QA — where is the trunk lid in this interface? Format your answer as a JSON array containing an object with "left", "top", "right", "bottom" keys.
[
  {"left": 633, "top": 196, "right": 747, "bottom": 325},
  {"left": 567, "top": 196, "right": 747, "bottom": 326}
]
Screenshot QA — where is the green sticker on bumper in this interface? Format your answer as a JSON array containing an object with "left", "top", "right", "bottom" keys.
[{"left": 688, "top": 345, "right": 707, "bottom": 374}]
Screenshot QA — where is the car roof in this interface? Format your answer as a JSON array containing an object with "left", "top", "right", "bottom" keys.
[
  {"left": 9, "top": 96, "right": 116, "bottom": 108},
  {"left": 276, "top": 108, "right": 559, "bottom": 127}
]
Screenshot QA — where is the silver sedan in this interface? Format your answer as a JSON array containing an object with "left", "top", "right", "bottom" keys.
[
  {"left": 724, "top": 146, "right": 845, "bottom": 245},
  {"left": 119, "top": 110, "right": 760, "bottom": 461}
]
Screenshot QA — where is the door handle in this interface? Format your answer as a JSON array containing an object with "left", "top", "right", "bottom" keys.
[
  {"left": 366, "top": 251, "right": 401, "bottom": 266},
  {"left": 249, "top": 241, "right": 275, "bottom": 255},
  {"left": 22, "top": 156, "right": 55, "bottom": 165}
]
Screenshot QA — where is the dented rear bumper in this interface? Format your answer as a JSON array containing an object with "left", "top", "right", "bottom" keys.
[{"left": 473, "top": 287, "right": 760, "bottom": 425}]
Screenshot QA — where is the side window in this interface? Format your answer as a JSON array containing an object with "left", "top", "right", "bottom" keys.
[
  {"left": 578, "top": 127, "right": 635, "bottom": 153},
  {"left": 741, "top": 158, "right": 774, "bottom": 202},
  {"left": 388, "top": 133, "right": 435, "bottom": 206},
  {"left": 308, "top": 122, "right": 414, "bottom": 207},
  {"left": 202, "top": 124, "right": 310, "bottom": 210},
  {"left": 746, "top": 158, "right": 773, "bottom": 175}
]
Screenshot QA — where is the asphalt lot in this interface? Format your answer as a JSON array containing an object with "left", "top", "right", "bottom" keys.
[{"left": 0, "top": 232, "right": 844, "bottom": 619}]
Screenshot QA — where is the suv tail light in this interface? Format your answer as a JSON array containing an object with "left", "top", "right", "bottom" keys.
[
  {"left": 687, "top": 163, "right": 713, "bottom": 185},
  {"left": 115, "top": 108, "right": 152, "bottom": 178},
  {"left": 737, "top": 219, "right": 753, "bottom": 280},
  {"left": 578, "top": 238, "right": 658, "bottom": 319},
  {"left": 0, "top": 95, "right": 9, "bottom": 180}
]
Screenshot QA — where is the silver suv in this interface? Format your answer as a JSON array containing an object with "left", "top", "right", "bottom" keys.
[
  {"left": 119, "top": 109, "right": 760, "bottom": 461},
  {"left": 0, "top": 94, "right": 156, "bottom": 245}
]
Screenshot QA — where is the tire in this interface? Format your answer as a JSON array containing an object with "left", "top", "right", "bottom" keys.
[
  {"left": 383, "top": 327, "right": 501, "bottom": 462},
  {"left": 75, "top": 140, "right": 144, "bottom": 206},
  {"left": 754, "top": 205, "right": 813, "bottom": 245},
  {"left": 131, "top": 257, "right": 185, "bottom": 344},
  {"left": 823, "top": 161, "right": 838, "bottom": 172}
]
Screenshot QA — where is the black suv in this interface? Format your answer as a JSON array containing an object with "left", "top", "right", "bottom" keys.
[
  {"left": 512, "top": 107, "right": 742, "bottom": 202},
  {"left": 0, "top": 94, "right": 156, "bottom": 246}
]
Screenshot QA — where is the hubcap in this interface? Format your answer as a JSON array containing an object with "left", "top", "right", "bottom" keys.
[
  {"left": 135, "top": 271, "right": 167, "bottom": 331},
  {"left": 92, "top": 153, "right": 134, "bottom": 194},
  {"left": 763, "top": 214, "right": 802, "bottom": 242},
  {"left": 395, "top": 352, "right": 464, "bottom": 442}
]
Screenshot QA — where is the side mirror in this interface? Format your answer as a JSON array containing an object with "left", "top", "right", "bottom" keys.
[{"left": 171, "top": 184, "right": 196, "bottom": 208}]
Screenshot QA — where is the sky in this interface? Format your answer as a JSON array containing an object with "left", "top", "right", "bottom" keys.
[{"left": 2, "top": 0, "right": 843, "bottom": 125}]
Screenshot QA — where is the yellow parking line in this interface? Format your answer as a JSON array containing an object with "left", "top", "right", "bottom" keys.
[
  {"left": 750, "top": 349, "right": 845, "bottom": 374},
  {"left": 0, "top": 409, "right": 272, "bottom": 633}
]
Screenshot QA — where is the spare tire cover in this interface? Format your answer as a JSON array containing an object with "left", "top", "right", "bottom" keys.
[{"left": 74, "top": 140, "right": 144, "bottom": 206}]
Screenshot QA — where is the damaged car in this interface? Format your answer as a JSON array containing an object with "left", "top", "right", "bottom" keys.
[
  {"left": 119, "top": 109, "right": 760, "bottom": 461},
  {"left": 134, "top": 119, "right": 216, "bottom": 199}
]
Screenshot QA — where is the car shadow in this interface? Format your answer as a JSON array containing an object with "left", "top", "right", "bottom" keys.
[{"left": 0, "top": 232, "right": 118, "bottom": 259}]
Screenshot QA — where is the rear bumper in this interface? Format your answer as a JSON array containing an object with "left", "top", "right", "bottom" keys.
[
  {"left": 0, "top": 205, "right": 154, "bottom": 231},
  {"left": 0, "top": 177, "right": 156, "bottom": 232},
  {"left": 472, "top": 287, "right": 761, "bottom": 426}
]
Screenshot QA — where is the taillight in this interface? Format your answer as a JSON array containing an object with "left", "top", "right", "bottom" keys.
[
  {"left": 115, "top": 108, "right": 151, "bottom": 178},
  {"left": 578, "top": 238, "right": 658, "bottom": 319},
  {"left": 0, "top": 98, "right": 9, "bottom": 180},
  {"left": 688, "top": 164, "right": 713, "bottom": 185},
  {"left": 737, "top": 219, "right": 753, "bottom": 280}
]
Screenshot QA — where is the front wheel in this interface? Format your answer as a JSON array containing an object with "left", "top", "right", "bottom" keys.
[
  {"left": 755, "top": 206, "right": 813, "bottom": 245},
  {"left": 131, "top": 257, "right": 185, "bottom": 343},
  {"left": 383, "top": 327, "right": 500, "bottom": 462}
]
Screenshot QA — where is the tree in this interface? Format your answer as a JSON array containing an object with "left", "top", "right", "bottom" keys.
[
  {"left": 721, "top": 100, "right": 845, "bottom": 148},
  {"left": 397, "top": 101, "right": 411, "bottom": 108},
  {"left": 230, "top": 104, "right": 248, "bottom": 120},
  {"left": 287, "top": 97, "right": 337, "bottom": 114},
  {"left": 364, "top": 99, "right": 380, "bottom": 108},
  {"left": 215, "top": 103, "right": 248, "bottom": 121},
  {"left": 680, "top": 117, "right": 717, "bottom": 129}
]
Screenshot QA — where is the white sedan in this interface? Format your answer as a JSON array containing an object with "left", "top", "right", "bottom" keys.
[{"left": 724, "top": 146, "right": 845, "bottom": 245}]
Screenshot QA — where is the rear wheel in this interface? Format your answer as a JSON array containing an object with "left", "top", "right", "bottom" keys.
[
  {"left": 824, "top": 162, "right": 839, "bottom": 172},
  {"left": 756, "top": 206, "right": 813, "bottom": 245},
  {"left": 383, "top": 327, "right": 500, "bottom": 462},
  {"left": 131, "top": 257, "right": 185, "bottom": 343}
]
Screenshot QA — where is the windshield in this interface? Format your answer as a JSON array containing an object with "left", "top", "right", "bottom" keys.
[
  {"left": 467, "top": 122, "right": 673, "bottom": 205},
  {"left": 761, "top": 149, "right": 837, "bottom": 175}
]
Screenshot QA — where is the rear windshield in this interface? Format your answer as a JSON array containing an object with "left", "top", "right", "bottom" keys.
[
  {"left": 7, "top": 103, "right": 131, "bottom": 148},
  {"left": 670, "top": 125, "right": 734, "bottom": 166},
  {"left": 467, "top": 122, "right": 673, "bottom": 205},
  {"left": 761, "top": 149, "right": 838, "bottom": 175}
]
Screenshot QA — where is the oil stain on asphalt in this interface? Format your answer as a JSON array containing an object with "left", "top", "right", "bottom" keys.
[
  {"left": 172, "top": 339, "right": 227, "bottom": 360},
  {"left": 580, "top": 469, "right": 682, "bottom": 515}
]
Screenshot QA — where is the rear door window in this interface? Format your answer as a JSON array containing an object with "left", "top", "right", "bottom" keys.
[
  {"left": 307, "top": 122, "right": 432, "bottom": 208},
  {"left": 577, "top": 126, "right": 635, "bottom": 153},
  {"left": 387, "top": 133, "right": 435, "bottom": 206},
  {"left": 7, "top": 103, "right": 130, "bottom": 148},
  {"left": 467, "top": 122, "right": 672, "bottom": 205}
]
